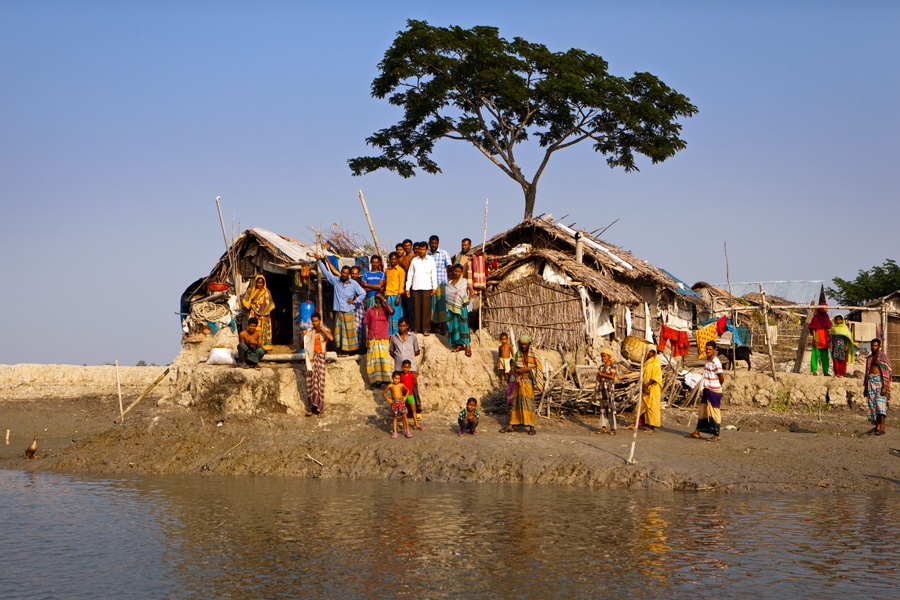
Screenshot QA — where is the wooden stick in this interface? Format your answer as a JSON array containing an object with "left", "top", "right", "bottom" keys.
[
  {"left": 115, "top": 360, "right": 125, "bottom": 424},
  {"left": 627, "top": 345, "right": 649, "bottom": 464},
  {"left": 760, "top": 283, "right": 778, "bottom": 382},
  {"left": 315, "top": 232, "right": 324, "bottom": 316},
  {"left": 118, "top": 368, "right": 171, "bottom": 422},
  {"left": 357, "top": 189, "right": 384, "bottom": 259},
  {"left": 792, "top": 301, "right": 815, "bottom": 373},
  {"left": 306, "top": 453, "right": 324, "bottom": 466},
  {"left": 223, "top": 436, "right": 245, "bottom": 456},
  {"left": 478, "top": 198, "right": 488, "bottom": 342},
  {"left": 5, "top": 429, "right": 8, "bottom": 445},
  {"left": 215, "top": 196, "right": 239, "bottom": 292}
]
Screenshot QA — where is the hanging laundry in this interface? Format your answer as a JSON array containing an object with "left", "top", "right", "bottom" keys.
[
  {"left": 733, "top": 326, "right": 751, "bottom": 348},
  {"left": 695, "top": 323, "right": 718, "bottom": 359},
  {"left": 658, "top": 324, "right": 690, "bottom": 357},
  {"left": 716, "top": 315, "right": 728, "bottom": 336},
  {"left": 766, "top": 325, "right": 778, "bottom": 345}
]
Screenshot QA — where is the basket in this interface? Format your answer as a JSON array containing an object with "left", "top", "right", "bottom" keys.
[{"left": 622, "top": 335, "right": 653, "bottom": 362}]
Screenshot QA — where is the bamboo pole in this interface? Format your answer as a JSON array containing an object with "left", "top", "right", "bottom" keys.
[
  {"left": 760, "top": 283, "right": 778, "bottom": 382},
  {"left": 478, "top": 198, "right": 488, "bottom": 342},
  {"left": 724, "top": 241, "right": 736, "bottom": 379},
  {"left": 115, "top": 360, "right": 125, "bottom": 424},
  {"left": 357, "top": 190, "right": 384, "bottom": 259},
  {"left": 117, "top": 368, "right": 171, "bottom": 422},
  {"left": 626, "top": 345, "right": 649, "bottom": 465},
  {"left": 315, "top": 232, "right": 323, "bottom": 316},
  {"left": 215, "top": 196, "right": 239, "bottom": 292}
]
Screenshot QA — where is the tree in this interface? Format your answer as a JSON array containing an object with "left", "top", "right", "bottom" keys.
[
  {"left": 348, "top": 20, "right": 698, "bottom": 219},
  {"left": 827, "top": 259, "right": 900, "bottom": 305}
]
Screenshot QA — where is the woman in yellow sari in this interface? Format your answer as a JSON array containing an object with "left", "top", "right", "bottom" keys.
[
  {"left": 242, "top": 275, "right": 275, "bottom": 350},
  {"left": 631, "top": 347, "right": 662, "bottom": 431},
  {"left": 500, "top": 335, "right": 544, "bottom": 435}
]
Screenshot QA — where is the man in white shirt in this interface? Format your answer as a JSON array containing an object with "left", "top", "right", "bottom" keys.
[
  {"left": 688, "top": 340, "right": 725, "bottom": 441},
  {"left": 405, "top": 241, "right": 437, "bottom": 335}
]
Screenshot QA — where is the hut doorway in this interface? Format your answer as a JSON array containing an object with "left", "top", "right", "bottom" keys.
[{"left": 262, "top": 272, "right": 295, "bottom": 347}]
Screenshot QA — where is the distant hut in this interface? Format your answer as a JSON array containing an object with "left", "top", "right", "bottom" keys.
[{"left": 845, "top": 290, "right": 900, "bottom": 361}]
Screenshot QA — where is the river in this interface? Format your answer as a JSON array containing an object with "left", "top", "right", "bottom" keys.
[{"left": 1, "top": 469, "right": 897, "bottom": 599}]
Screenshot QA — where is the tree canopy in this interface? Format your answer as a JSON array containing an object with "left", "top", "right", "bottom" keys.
[
  {"left": 348, "top": 20, "right": 698, "bottom": 219},
  {"left": 827, "top": 259, "right": 900, "bottom": 305}
]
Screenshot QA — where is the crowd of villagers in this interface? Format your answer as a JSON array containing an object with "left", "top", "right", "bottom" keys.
[{"left": 237, "top": 245, "right": 893, "bottom": 440}]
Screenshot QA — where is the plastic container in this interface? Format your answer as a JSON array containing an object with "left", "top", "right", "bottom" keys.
[{"left": 299, "top": 301, "right": 316, "bottom": 330}]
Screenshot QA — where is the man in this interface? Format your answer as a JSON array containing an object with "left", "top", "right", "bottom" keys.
[
  {"left": 237, "top": 317, "right": 265, "bottom": 369},
  {"left": 405, "top": 241, "right": 437, "bottom": 335},
  {"left": 452, "top": 237, "right": 474, "bottom": 280},
  {"left": 427, "top": 235, "right": 452, "bottom": 335},
  {"left": 384, "top": 252, "right": 406, "bottom": 335},
  {"left": 689, "top": 341, "right": 725, "bottom": 441},
  {"left": 398, "top": 238, "right": 415, "bottom": 321},
  {"left": 500, "top": 335, "right": 543, "bottom": 435},
  {"left": 364, "top": 293, "right": 394, "bottom": 388},
  {"left": 317, "top": 259, "right": 366, "bottom": 355},
  {"left": 389, "top": 317, "right": 421, "bottom": 372}
]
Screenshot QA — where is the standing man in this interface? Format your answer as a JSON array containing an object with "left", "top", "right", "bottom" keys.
[
  {"left": 427, "top": 235, "right": 452, "bottom": 335},
  {"left": 398, "top": 239, "right": 415, "bottom": 322},
  {"left": 317, "top": 259, "right": 366, "bottom": 355},
  {"left": 405, "top": 241, "right": 437, "bottom": 335},
  {"left": 452, "top": 237, "right": 474, "bottom": 280},
  {"left": 689, "top": 341, "right": 725, "bottom": 441}
]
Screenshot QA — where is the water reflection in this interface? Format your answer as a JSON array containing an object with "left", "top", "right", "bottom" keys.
[{"left": 2, "top": 470, "right": 899, "bottom": 599}]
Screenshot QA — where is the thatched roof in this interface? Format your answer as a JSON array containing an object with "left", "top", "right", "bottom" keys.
[
  {"left": 481, "top": 216, "right": 703, "bottom": 304},
  {"left": 205, "top": 227, "right": 316, "bottom": 283},
  {"left": 488, "top": 248, "right": 642, "bottom": 305}
]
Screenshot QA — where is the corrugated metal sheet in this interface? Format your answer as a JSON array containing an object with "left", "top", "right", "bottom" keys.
[{"left": 250, "top": 228, "right": 316, "bottom": 263}]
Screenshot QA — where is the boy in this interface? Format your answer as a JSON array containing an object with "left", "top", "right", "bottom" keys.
[
  {"left": 400, "top": 360, "right": 422, "bottom": 429},
  {"left": 497, "top": 332, "right": 513, "bottom": 383},
  {"left": 458, "top": 397, "right": 479, "bottom": 435},
  {"left": 382, "top": 371, "right": 412, "bottom": 438}
]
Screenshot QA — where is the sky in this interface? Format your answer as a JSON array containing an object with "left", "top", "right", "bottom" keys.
[{"left": 1, "top": 0, "right": 897, "bottom": 365}]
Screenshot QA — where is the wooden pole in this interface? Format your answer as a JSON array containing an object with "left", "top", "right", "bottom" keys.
[
  {"left": 357, "top": 189, "right": 384, "bottom": 259},
  {"left": 792, "top": 301, "right": 815, "bottom": 373},
  {"left": 724, "top": 241, "right": 736, "bottom": 379},
  {"left": 115, "top": 360, "right": 125, "bottom": 424},
  {"left": 117, "top": 368, "right": 170, "bottom": 422},
  {"left": 478, "top": 198, "right": 488, "bottom": 342},
  {"left": 215, "top": 196, "right": 240, "bottom": 292},
  {"left": 627, "top": 345, "right": 649, "bottom": 465},
  {"left": 316, "top": 232, "right": 324, "bottom": 316},
  {"left": 759, "top": 283, "right": 778, "bottom": 382}
]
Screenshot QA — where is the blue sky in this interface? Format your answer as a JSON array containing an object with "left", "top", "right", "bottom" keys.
[{"left": 1, "top": 1, "right": 897, "bottom": 365}]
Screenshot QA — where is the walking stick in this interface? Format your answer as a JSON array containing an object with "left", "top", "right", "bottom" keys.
[{"left": 627, "top": 345, "right": 649, "bottom": 464}]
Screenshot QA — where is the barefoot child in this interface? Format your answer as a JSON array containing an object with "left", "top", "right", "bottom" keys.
[
  {"left": 382, "top": 371, "right": 411, "bottom": 438},
  {"left": 458, "top": 397, "right": 480, "bottom": 435},
  {"left": 399, "top": 360, "right": 422, "bottom": 430},
  {"left": 497, "top": 332, "right": 513, "bottom": 384},
  {"left": 595, "top": 349, "right": 617, "bottom": 435}
]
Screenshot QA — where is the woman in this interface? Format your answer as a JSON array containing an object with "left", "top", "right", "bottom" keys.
[
  {"left": 629, "top": 347, "right": 662, "bottom": 432},
  {"left": 446, "top": 264, "right": 473, "bottom": 356},
  {"left": 864, "top": 338, "right": 892, "bottom": 435},
  {"left": 364, "top": 294, "right": 394, "bottom": 388},
  {"left": 500, "top": 335, "right": 543, "bottom": 435},
  {"left": 303, "top": 312, "right": 332, "bottom": 417},
  {"left": 808, "top": 302, "right": 832, "bottom": 375},
  {"left": 829, "top": 315, "right": 855, "bottom": 377},
  {"left": 242, "top": 275, "right": 275, "bottom": 350},
  {"left": 595, "top": 349, "right": 617, "bottom": 435}
]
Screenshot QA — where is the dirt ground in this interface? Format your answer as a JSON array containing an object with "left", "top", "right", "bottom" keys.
[{"left": 3, "top": 393, "right": 899, "bottom": 493}]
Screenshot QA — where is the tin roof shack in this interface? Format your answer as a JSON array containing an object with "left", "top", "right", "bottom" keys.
[
  {"left": 479, "top": 216, "right": 706, "bottom": 355},
  {"left": 183, "top": 228, "right": 333, "bottom": 353},
  {"left": 845, "top": 291, "right": 900, "bottom": 363}
]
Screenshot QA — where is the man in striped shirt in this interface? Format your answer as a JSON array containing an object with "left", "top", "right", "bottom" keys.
[
  {"left": 688, "top": 341, "right": 725, "bottom": 441},
  {"left": 427, "top": 235, "right": 452, "bottom": 335}
]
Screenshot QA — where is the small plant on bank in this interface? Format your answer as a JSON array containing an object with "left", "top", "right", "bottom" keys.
[{"left": 770, "top": 388, "right": 791, "bottom": 412}]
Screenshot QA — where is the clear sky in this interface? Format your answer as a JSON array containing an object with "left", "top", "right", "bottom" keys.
[{"left": 1, "top": 1, "right": 897, "bottom": 366}]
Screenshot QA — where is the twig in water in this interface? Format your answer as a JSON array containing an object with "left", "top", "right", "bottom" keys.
[
  {"left": 306, "top": 453, "right": 324, "bottom": 466},
  {"left": 223, "top": 437, "right": 245, "bottom": 456}
]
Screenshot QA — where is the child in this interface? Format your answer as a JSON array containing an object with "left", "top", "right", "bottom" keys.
[
  {"left": 400, "top": 360, "right": 422, "bottom": 430},
  {"left": 595, "top": 349, "right": 617, "bottom": 435},
  {"left": 382, "top": 371, "right": 411, "bottom": 438},
  {"left": 865, "top": 363, "right": 887, "bottom": 435},
  {"left": 458, "top": 397, "right": 479, "bottom": 435},
  {"left": 497, "top": 332, "right": 513, "bottom": 384}
]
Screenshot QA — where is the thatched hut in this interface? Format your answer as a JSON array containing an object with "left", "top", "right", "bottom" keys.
[{"left": 478, "top": 216, "right": 706, "bottom": 352}]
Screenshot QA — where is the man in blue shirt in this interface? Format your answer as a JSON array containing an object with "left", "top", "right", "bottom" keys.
[
  {"left": 318, "top": 260, "right": 366, "bottom": 355},
  {"left": 428, "top": 235, "right": 452, "bottom": 335}
]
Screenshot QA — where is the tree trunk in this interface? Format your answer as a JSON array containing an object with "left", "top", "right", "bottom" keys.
[{"left": 523, "top": 183, "right": 537, "bottom": 220}]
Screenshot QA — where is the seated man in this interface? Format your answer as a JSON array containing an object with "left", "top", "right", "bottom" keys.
[{"left": 237, "top": 317, "right": 265, "bottom": 369}]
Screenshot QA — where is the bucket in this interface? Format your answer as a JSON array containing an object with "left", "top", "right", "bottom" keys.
[
  {"left": 622, "top": 335, "right": 653, "bottom": 362},
  {"left": 299, "top": 301, "right": 316, "bottom": 331}
]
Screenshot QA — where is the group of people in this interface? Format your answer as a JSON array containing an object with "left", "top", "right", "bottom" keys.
[{"left": 807, "top": 303, "right": 860, "bottom": 377}]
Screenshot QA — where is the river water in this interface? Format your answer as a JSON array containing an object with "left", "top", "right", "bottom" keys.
[{"left": 1, "top": 469, "right": 897, "bottom": 599}]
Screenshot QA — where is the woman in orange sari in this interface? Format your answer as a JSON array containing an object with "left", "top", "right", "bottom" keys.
[{"left": 242, "top": 275, "right": 275, "bottom": 350}]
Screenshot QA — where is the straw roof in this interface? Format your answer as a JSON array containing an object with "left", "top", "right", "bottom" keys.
[
  {"left": 481, "top": 217, "right": 703, "bottom": 304},
  {"left": 489, "top": 248, "right": 642, "bottom": 305},
  {"left": 205, "top": 227, "right": 316, "bottom": 283}
]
